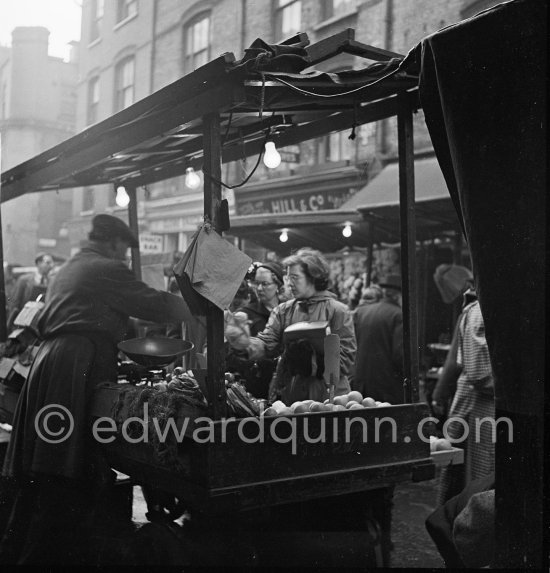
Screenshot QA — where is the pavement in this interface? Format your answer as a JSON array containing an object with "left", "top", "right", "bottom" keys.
[{"left": 391, "top": 476, "right": 444, "bottom": 568}]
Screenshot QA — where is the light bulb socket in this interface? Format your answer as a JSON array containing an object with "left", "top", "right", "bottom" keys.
[
  {"left": 115, "top": 185, "right": 130, "bottom": 207},
  {"left": 263, "top": 140, "right": 282, "bottom": 169},
  {"left": 185, "top": 167, "right": 201, "bottom": 189},
  {"left": 279, "top": 228, "right": 289, "bottom": 243},
  {"left": 342, "top": 223, "right": 352, "bottom": 238}
]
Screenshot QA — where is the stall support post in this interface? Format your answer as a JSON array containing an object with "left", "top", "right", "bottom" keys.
[
  {"left": 0, "top": 134, "right": 6, "bottom": 342},
  {"left": 0, "top": 207, "right": 6, "bottom": 342},
  {"left": 397, "top": 92, "right": 419, "bottom": 403},
  {"left": 127, "top": 185, "right": 141, "bottom": 280},
  {"left": 365, "top": 222, "right": 374, "bottom": 286},
  {"left": 203, "top": 112, "right": 227, "bottom": 420}
]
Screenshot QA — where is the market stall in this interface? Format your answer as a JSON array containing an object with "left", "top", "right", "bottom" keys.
[{"left": 0, "top": 29, "right": 446, "bottom": 566}]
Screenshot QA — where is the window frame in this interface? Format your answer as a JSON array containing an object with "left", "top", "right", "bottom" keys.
[
  {"left": 114, "top": 56, "right": 135, "bottom": 113},
  {"left": 318, "top": 130, "right": 354, "bottom": 164},
  {"left": 274, "top": 0, "right": 302, "bottom": 43},
  {"left": 116, "top": 0, "right": 138, "bottom": 25},
  {"left": 81, "top": 186, "right": 95, "bottom": 213},
  {"left": 183, "top": 12, "right": 211, "bottom": 74},
  {"left": 321, "top": 0, "right": 357, "bottom": 21},
  {"left": 89, "top": 0, "right": 104, "bottom": 43},
  {"left": 86, "top": 76, "right": 100, "bottom": 126}
]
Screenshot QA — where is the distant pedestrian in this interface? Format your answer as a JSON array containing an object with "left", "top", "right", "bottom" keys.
[
  {"left": 352, "top": 274, "right": 404, "bottom": 404},
  {"left": 357, "top": 283, "right": 383, "bottom": 307},
  {"left": 8, "top": 253, "right": 54, "bottom": 329},
  {"left": 3, "top": 263, "right": 18, "bottom": 315}
]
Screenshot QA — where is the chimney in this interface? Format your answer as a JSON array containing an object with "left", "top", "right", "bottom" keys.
[{"left": 9, "top": 26, "right": 50, "bottom": 119}]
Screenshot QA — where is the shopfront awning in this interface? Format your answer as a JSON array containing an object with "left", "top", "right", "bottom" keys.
[
  {"left": 227, "top": 209, "right": 369, "bottom": 254},
  {"left": 342, "top": 155, "right": 461, "bottom": 240},
  {"left": 228, "top": 155, "right": 462, "bottom": 253}
]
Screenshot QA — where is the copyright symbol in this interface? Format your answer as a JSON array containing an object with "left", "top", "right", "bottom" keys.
[{"left": 34, "top": 404, "right": 74, "bottom": 444}]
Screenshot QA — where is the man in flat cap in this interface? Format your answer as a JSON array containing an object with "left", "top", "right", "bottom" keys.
[
  {"left": 0, "top": 214, "right": 192, "bottom": 565},
  {"left": 352, "top": 273, "right": 404, "bottom": 405},
  {"left": 88, "top": 213, "right": 140, "bottom": 249}
]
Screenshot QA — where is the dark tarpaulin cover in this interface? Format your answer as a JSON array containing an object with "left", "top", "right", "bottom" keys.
[
  {"left": 410, "top": 0, "right": 546, "bottom": 416},
  {"left": 232, "top": 37, "right": 406, "bottom": 84},
  {"left": 411, "top": 2, "right": 546, "bottom": 565}
]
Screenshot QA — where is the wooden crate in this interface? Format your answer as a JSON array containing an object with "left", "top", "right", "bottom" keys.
[
  {"left": 91, "top": 386, "right": 435, "bottom": 514},
  {"left": 431, "top": 447, "right": 464, "bottom": 467}
]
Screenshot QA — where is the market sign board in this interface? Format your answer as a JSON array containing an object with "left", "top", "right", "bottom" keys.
[
  {"left": 233, "top": 165, "right": 363, "bottom": 217},
  {"left": 237, "top": 188, "right": 357, "bottom": 216},
  {"left": 139, "top": 234, "right": 164, "bottom": 253}
]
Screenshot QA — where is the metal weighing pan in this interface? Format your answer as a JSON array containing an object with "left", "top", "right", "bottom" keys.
[{"left": 118, "top": 337, "right": 194, "bottom": 368}]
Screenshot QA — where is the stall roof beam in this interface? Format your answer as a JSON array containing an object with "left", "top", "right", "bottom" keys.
[
  {"left": 214, "top": 90, "right": 419, "bottom": 169},
  {"left": 306, "top": 28, "right": 403, "bottom": 65}
]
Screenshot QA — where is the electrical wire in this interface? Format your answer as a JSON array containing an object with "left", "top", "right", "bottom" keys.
[
  {"left": 222, "top": 111, "right": 234, "bottom": 145},
  {"left": 262, "top": 64, "right": 405, "bottom": 99},
  {"left": 202, "top": 137, "right": 266, "bottom": 190}
]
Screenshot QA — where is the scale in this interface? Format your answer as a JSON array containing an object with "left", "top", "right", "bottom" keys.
[{"left": 116, "top": 337, "right": 194, "bottom": 385}]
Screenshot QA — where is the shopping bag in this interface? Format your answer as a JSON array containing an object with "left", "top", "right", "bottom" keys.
[
  {"left": 187, "top": 225, "right": 252, "bottom": 310},
  {"left": 172, "top": 229, "right": 208, "bottom": 317}
]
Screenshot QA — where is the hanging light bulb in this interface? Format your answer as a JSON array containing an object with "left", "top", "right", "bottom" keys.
[
  {"left": 342, "top": 222, "right": 352, "bottom": 238},
  {"left": 263, "top": 140, "right": 281, "bottom": 169},
  {"left": 185, "top": 167, "right": 201, "bottom": 189},
  {"left": 279, "top": 229, "right": 289, "bottom": 243},
  {"left": 115, "top": 185, "right": 130, "bottom": 207}
]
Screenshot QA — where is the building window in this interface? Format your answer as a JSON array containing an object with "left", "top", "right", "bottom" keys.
[
  {"left": 114, "top": 56, "right": 135, "bottom": 112},
  {"left": 183, "top": 13, "right": 210, "bottom": 73},
  {"left": 87, "top": 76, "right": 100, "bottom": 125},
  {"left": 89, "top": 0, "right": 104, "bottom": 42},
  {"left": 82, "top": 187, "right": 95, "bottom": 212},
  {"left": 274, "top": 0, "right": 301, "bottom": 42},
  {"left": 116, "top": 0, "right": 138, "bottom": 23},
  {"left": 322, "top": 0, "right": 356, "bottom": 20},
  {"left": 319, "top": 131, "right": 353, "bottom": 163}
]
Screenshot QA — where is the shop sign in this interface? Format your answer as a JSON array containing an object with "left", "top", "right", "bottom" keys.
[
  {"left": 237, "top": 188, "right": 357, "bottom": 216},
  {"left": 149, "top": 214, "right": 202, "bottom": 233},
  {"left": 139, "top": 234, "right": 164, "bottom": 253},
  {"left": 280, "top": 147, "right": 300, "bottom": 163}
]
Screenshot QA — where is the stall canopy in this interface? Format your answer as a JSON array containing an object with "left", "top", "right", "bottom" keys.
[{"left": 0, "top": 29, "right": 417, "bottom": 203}]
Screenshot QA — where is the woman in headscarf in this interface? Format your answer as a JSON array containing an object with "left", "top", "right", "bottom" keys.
[{"left": 229, "top": 248, "right": 356, "bottom": 404}]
